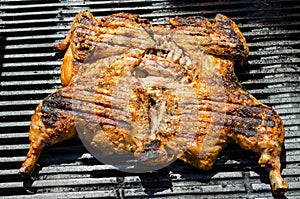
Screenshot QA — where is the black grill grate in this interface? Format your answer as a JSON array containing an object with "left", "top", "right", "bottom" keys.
[{"left": 0, "top": 0, "right": 300, "bottom": 198}]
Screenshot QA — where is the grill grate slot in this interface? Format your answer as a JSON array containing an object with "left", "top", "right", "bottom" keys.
[{"left": 0, "top": 0, "right": 300, "bottom": 198}]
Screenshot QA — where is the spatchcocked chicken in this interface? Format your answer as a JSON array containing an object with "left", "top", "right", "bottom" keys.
[{"left": 19, "top": 11, "right": 288, "bottom": 195}]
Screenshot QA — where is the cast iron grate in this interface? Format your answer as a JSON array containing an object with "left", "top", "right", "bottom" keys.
[{"left": 0, "top": 0, "right": 299, "bottom": 198}]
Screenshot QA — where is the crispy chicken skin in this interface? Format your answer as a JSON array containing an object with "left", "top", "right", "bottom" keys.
[{"left": 20, "top": 11, "right": 288, "bottom": 195}]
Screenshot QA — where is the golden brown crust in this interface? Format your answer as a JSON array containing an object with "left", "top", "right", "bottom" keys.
[
  {"left": 19, "top": 102, "right": 77, "bottom": 176},
  {"left": 21, "top": 11, "right": 287, "bottom": 195},
  {"left": 169, "top": 14, "right": 249, "bottom": 62},
  {"left": 60, "top": 46, "right": 75, "bottom": 86},
  {"left": 54, "top": 11, "right": 249, "bottom": 86}
]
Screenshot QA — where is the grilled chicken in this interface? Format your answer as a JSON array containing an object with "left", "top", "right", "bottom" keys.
[{"left": 19, "top": 11, "right": 288, "bottom": 195}]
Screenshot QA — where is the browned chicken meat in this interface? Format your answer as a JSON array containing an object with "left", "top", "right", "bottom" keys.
[{"left": 19, "top": 11, "right": 288, "bottom": 195}]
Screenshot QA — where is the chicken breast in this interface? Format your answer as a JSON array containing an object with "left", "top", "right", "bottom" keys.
[{"left": 20, "top": 11, "right": 288, "bottom": 195}]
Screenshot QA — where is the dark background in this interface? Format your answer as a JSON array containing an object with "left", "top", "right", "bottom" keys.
[{"left": 0, "top": 0, "right": 299, "bottom": 198}]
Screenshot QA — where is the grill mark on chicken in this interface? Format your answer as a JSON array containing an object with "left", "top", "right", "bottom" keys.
[
  {"left": 20, "top": 11, "right": 288, "bottom": 195},
  {"left": 41, "top": 87, "right": 276, "bottom": 139}
]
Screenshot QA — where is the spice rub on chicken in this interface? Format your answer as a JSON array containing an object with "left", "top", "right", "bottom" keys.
[{"left": 19, "top": 11, "right": 288, "bottom": 195}]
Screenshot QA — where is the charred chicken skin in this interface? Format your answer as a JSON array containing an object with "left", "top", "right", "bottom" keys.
[{"left": 19, "top": 11, "right": 288, "bottom": 195}]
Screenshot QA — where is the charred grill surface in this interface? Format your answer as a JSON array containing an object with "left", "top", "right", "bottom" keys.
[
  {"left": 1, "top": 1, "right": 300, "bottom": 198},
  {"left": 18, "top": 11, "right": 288, "bottom": 195}
]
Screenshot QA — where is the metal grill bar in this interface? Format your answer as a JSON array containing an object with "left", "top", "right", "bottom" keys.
[{"left": 0, "top": 0, "right": 300, "bottom": 198}]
